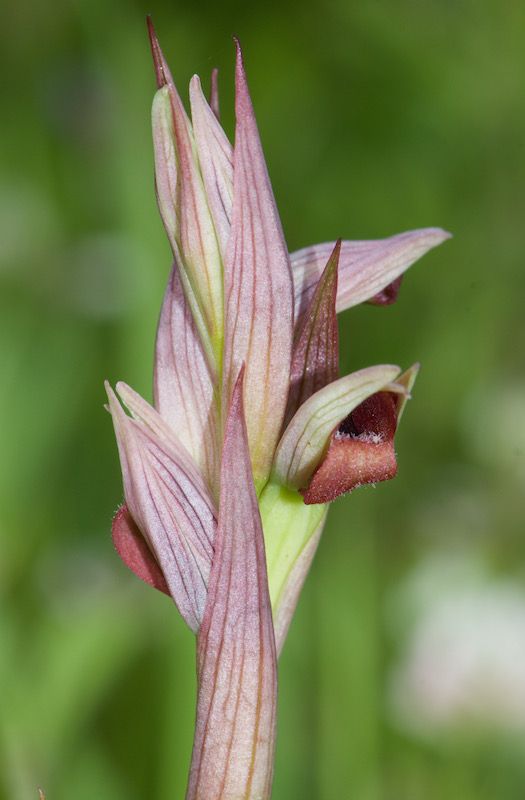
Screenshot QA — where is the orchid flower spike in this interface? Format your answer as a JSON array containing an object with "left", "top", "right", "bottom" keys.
[{"left": 106, "top": 19, "right": 451, "bottom": 800}]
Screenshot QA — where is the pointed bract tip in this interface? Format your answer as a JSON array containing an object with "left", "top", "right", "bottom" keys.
[
  {"left": 105, "top": 380, "right": 126, "bottom": 414},
  {"left": 284, "top": 236, "right": 341, "bottom": 425},
  {"left": 319, "top": 238, "right": 341, "bottom": 284},
  {"left": 104, "top": 382, "right": 128, "bottom": 434},
  {"left": 233, "top": 35, "right": 242, "bottom": 56},
  {"left": 189, "top": 73, "right": 205, "bottom": 105},
  {"left": 224, "top": 365, "right": 247, "bottom": 442},
  {"left": 233, "top": 37, "right": 250, "bottom": 111},
  {"left": 232, "top": 363, "right": 246, "bottom": 402},
  {"left": 103, "top": 379, "right": 113, "bottom": 413},
  {"left": 210, "top": 67, "right": 220, "bottom": 119},
  {"left": 146, "top": 16, "right": 169, "bottom": 89},
  {"left": 330, "top": 238, "right": 342, "bottom": 269},
  {"left": 104, "top": 380, "right": 117, "bottom": 407},
  {"left": 316, "top": 239, "right": 341, "bottom": 284}
]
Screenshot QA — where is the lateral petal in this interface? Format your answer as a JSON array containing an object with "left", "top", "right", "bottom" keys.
[
  {"left": 189, "top": 74, "right": 233, "bottom": 260},
  {"left": 187, "top": 371, "right": 277, "bottom": 800},
  {"left": 291, "top": 227, "right": 451, "bottom": 319},
  {"left": 223, "top": 41, "right": 294, "bottom": 489},
  {"left": 153, "top": 263, "right": 220, "bottom": 496},
  {"left": 273, "top": 364, "right": 401, "bottom": 491},
  {"left": 285, "top": 240, "right": 340, "bottom": 427},
  {"left": 106, "top": 383, "right": 216, "bottom": 632}
]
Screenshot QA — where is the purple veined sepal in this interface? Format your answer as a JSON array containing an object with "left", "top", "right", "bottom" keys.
[
  {"left": 154, "top": 261, "right": 220, "bottom": 498},
  {"left": 186, "top": 369, "right": 278, "bottom": 800},
  {"left": 149, "top": 16, "right": 450, "bottom": 372},
  {"left": 148, "top": 19, "right": 224, "bottom": 363},
  {"left": 189, "top": 74, "right": 233, "bottom": 260},
  {"left": 291, "top": 227, "right": 451, "bottom": 320},
  {"left": 105, "top": 382, "right": 216, "bottom": 632},
  {"left": 222, "top": 40, "right": 294, "bottom": 491}
]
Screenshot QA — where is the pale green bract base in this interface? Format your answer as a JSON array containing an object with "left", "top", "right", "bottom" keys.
[{"left": 260, "top": 483, "right": 326, "bottom": 628}]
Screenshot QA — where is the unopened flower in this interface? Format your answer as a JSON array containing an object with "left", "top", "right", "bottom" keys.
[{"left": 106, "top": 20, "right": 450, "bottom": 799}]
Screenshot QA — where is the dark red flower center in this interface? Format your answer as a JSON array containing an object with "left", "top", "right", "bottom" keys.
[{"left": 301, "top": 391, "right": 399, "bottom": 504}]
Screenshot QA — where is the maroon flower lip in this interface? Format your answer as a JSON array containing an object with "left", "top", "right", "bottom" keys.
[
  {"left": 368, "top": 275, "right": 404, "bottom": 306},
  {"left": 112, "top": 505, "right": 169, "bottom": 596},
  {"left": 301, "top": 391, "right": 399, "bottom": 504}
]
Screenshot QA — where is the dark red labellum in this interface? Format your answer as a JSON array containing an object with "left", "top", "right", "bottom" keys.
[
  {"left": 112, "top": 505, "right": 170, "bottom": 595},
  {"left": 301, "top": 391, "right": 399, "bottom": 504},
  {"left": 367, "top": 276, "right": 403, "bottom": 306}
]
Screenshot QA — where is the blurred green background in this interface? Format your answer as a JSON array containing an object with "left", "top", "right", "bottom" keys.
[{"left": 1, "top": 0, "right": 525, "bottom": 798}]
